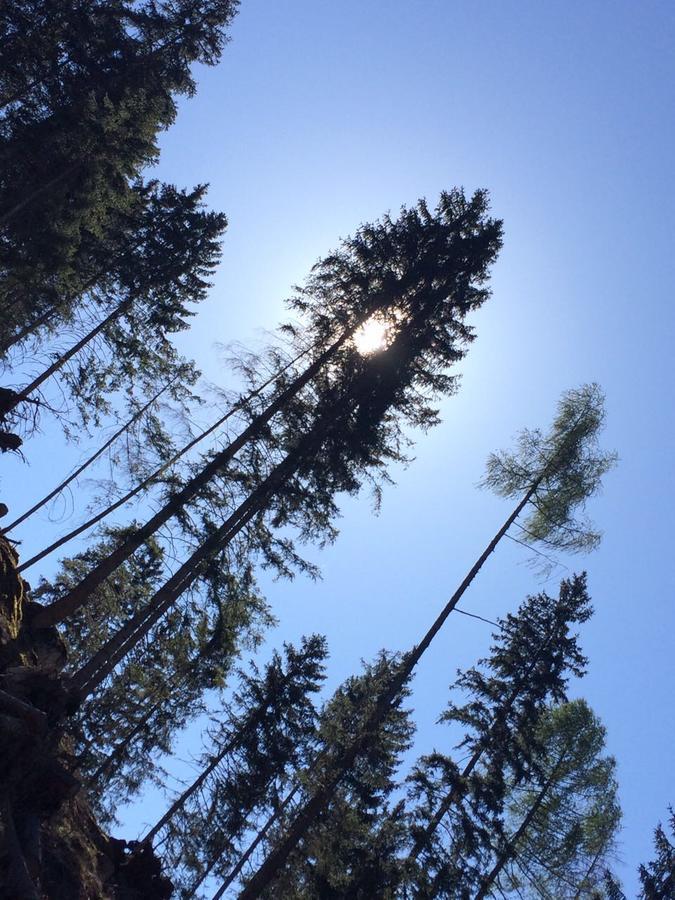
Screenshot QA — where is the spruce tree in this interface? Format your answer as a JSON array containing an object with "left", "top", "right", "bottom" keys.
[
  {"left": 406, "top": 575, "right": 594, "bottom": 885},
  {"left": 0, "top": 0, "right": 238, "bottom": 341},
  {"left": 235, "top": 652, "right": 414, "bottom": 900},
  {"left": 32, "top": 525, "right": 272, "bottom": 823},
  {"left": 149, "top": 636, "right": 328, "bottom": 897},
  {"left": 31, "top": 188, "right": 503, "bottom": 641},
  {"left": 605, "top": 812, "right": 675, "bottom": 900}
]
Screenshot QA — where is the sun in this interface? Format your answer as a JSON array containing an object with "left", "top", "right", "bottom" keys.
[{"left": 353, "top": 315, "right": 391, "bottom": 356}]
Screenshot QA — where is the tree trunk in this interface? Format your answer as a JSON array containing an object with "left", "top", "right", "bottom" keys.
[
  {"left": 211, "top": 785, "right": 301, "bottom": 900},
  {"left": 237, "top": 482, "right": 542, "bottom": 898},
  {"left": 144, "top": 696, "right": 275, "bottom": 844},
  {"left": 18, "top": 342, "right": 313, "bottom": 572},
  {"left": 474, "top": 755, "right": 567, "bottom": 900},
  {"left": 0, "top": 304, "right": 57, "bottom": 356},
  {"left": 32, "top": 328, "right": 354, "bottom": 628},
  {"left": 4, "top": 294, "right": 134, "bottom": 415},
  {"left": 408, "top": 629, "right": 557, "bottom": 862},
  {"left": 4, "top": 378, "right": 175, "bottom": 534},
  {"left": 88, "top": 699, "right": 164, "bottom": 786},
  {"left": 71, "top": 443, "right": 306, "bottom": 699}
]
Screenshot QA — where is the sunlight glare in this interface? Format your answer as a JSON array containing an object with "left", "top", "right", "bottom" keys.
[{"left": 353, "top": 315, "right": 390, "bottom": 356}]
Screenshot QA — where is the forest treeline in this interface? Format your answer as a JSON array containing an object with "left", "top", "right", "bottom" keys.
[{"left": 0, "top": 2, "right": 672, "bottom": 898}]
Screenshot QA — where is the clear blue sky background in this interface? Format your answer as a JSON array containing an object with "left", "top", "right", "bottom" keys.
[{"left": 4, "top": 1, "right": 674, "bottom": 894}]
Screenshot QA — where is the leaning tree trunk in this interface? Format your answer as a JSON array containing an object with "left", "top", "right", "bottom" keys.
[
  {"left": 407, "top": 629, "right": 557, "bottom": 863},
  {"left": 1, "top": 294, "right": 134, "bottom": 418},
  {"left": 30, "top": 326, "right": 358, "bottom": 629},
  {"left": 0, "top": 304, "right": 57, "bottom": 357},
  {"left": 211, "top": 785, "right": 301, "bottom": 900},
  {"left": 17, "top": 341, "right": 313, "bottom": 571},
  {"left": 143, "top": 691, "right": 277, "bottom": 845},
  {"left": 71, "top": 439, "right": 311, "bottom": 700},
  {"left": 237, "top": 481, "right": 541, "bottom": 898}
]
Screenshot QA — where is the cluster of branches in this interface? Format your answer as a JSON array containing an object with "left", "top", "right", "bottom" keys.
[
  {"left": 25, "top": 373, "right": 626, "bottom": 898},
  {"left": 0, "top": 0, "right": 233, "bottom": 473},
  {"left": 46, "top": 554, "right": 623, "bottom": 898}
]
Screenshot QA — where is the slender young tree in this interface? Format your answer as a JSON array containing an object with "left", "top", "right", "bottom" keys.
[
  {"left": 1, "top": 181, "right": 225, "bottom": 435},
  {"left": 406, "top": 574, "right": 594, "bottom": 878},
  {"left": 2, "top": 377, "right": 176, "bottom": 534},
  {"left": 236, "top": 384, "right": 616, "bottom": 898}
]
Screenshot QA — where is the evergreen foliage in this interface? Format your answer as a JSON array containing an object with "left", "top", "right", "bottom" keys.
[
  {"left": 1, "top": 179, "right": 225, "bottom": 437},
  {"left": 33, "top": 188, "right": 502, "bottom": 640},
  {"left": 0, "top": 7, "right": 658, "bottom": 900},
  {"left": 150, "top": 636, "right": 328, "bottom": 897},
  {"left": 406, "top": 575, "right": 600, "bottom": 897},
  {"left": 606, "top": 811, "right": 675, "bottom": 899},
  {"left": 493, "top": 699, "right": 620, "bottom": 898},
  {"left": 482, "top": 383, "right": 617, "bottom": 553},
  {"left": 253, "top": 652, "right": 414, "bottom": 900},
  {"left": 32, "top": 525, "right": 272, "bottom": 824},
  {"left": 0, "top": 0, "right": 238, "bottom": 343}
]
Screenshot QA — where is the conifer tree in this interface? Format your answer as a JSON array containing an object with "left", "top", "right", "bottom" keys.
[
  {"left": 32, "top": 525, "right": 272, "bottom": 823},
  {"left": 15, "top": 340, "right": 314, "bottom": 570},
  {"left": 232, "top": 652, "right": 414, "bottom": 899},
  {"left": 482, "top": 700, "right": 620, "bottom": 899},
  {"left": 149, "top": 636, "right": 328, "bottom": 897},
  {"left": 0, "top": 0, "right": 239, "bottom": 340},
  {"left": 1, "top": 180, "right": 225, "bottom": 436},
  {"left": 237, "top": 386, "right": 616, "bottom": 896},
  {"left": 31, "top": 188, "right": 503, "bottom": 642},
  {"left": 406, "top": 574, "right": 595, "bottom": 889},
  {"left": 605, "top": 812, "right": 675, "bottom": 900}
]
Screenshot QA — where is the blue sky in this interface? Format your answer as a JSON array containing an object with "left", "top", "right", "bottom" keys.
[{"left": 4, "top": 0, "right": 675, "bottom": 893}]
